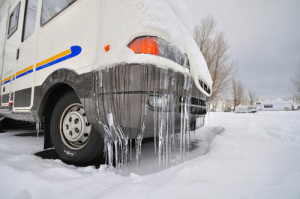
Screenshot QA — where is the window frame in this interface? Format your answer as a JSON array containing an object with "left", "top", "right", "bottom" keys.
[
  {"left": 7, "top": 2, "right": 21, "bottom": 39},
  {"left": 40, "top": 0, "right": 77, "bottom": 27}
]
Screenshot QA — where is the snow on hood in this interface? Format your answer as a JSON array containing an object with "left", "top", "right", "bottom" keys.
[
  {"left": 132, "top": 0, "right": 213, "bottom": 88},
  {"left": 97, "top": 0, "right": 212, "bottom": 90}
]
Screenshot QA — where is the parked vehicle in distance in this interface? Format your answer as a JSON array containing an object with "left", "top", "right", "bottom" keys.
[
  {"left": 235, "top": 106, "right": 248, "bottom": 113},
  {"left": 247, "top": 105, "right": 257, "bottom": 113},
  {"left": 255, "top": 101, "right": 292, "bottom": 111},
  {"left": 0, "top": 0, "right": 212, "bottom": 165}
]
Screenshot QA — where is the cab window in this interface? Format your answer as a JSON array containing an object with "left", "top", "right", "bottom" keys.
[
  {"left": 7, "top": 3, "right": 21, "bottom": 39},
  {"left": 41, "top": 0, "right": 77, "bottom": 26},
  {"left": 22, "top": 0, "right": 38, "bottom": 41}
]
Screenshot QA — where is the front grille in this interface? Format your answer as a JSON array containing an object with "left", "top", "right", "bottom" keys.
[
  {"left": 199, "top": 80, "right": 211, "bottom": 94},
  {"left": 179, "top": 97, "right": 207, "bottom": 115},
  {"left": 191, "top": 97, "right": 206, "bottom": 106}
]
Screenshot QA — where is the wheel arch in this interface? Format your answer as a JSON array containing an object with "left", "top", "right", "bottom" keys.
[
  {"left": 37, "top": 69, "right": 82, "bottom": 120},
  {"left": 37, "top": 69, "right": 84, "bottom": 149},
  {"left": 41, "top": 83, "right": 78, "bottom": 149}
]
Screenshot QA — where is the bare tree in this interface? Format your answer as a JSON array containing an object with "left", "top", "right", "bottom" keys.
[
  {"left": 248, "top": 89, "right": 257, "bottom": 105},
  {"left": 232, "top": 79, "right": 244, "bottom": 111},
  {"left": 219, "top": 97, "right": 233, "bottom": 112},
  {"left": 194, "top": 15, "right": 235, "bottom": 106},
  {"left": 291, "top": 67, "right": 300, "bottom": 102}
]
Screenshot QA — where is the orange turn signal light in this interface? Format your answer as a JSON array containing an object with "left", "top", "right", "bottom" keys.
[
  {"left": 104, "top": 45, "right": 110, "bottom": 52},
  {"left": 128, "top": 37, "right": 159, "bottom": 55}
]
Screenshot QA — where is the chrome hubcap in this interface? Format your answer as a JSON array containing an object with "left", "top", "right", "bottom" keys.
[{"left": 60, "top": 103, "right": 91, "bottom": 150}]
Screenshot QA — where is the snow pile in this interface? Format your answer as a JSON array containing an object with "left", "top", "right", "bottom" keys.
[
  {"left": 1, "top": 111, "right": 300, "bottom": 199},
  {"left": 163, "top": 0, "right": 194, "bottom": 33}
]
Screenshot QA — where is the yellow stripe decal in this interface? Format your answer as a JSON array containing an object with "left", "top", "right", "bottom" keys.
[
  {"left": 16, "top": 65, "right": 34, "bottom": 76},
  {"left": 36, "top": 49, "right": 71, "bottom": 68},
  {"left": 1, "top": 46, "right": 82, "bottom": 85},
  {"left": 4, "top": 76, "right": 11, "bottom": 82}
]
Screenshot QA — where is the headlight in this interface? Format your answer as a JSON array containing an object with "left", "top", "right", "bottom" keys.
[
  {"left": 128, "top": 36, "right": 189, "bottom": 69},
  {"left": 148, "top": 95, "right": 169, "bottom": 109}
]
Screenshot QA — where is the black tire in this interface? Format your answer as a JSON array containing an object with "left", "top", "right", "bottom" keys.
[{"left": 50, "top": 90, "right": 104, "bottom": 165}]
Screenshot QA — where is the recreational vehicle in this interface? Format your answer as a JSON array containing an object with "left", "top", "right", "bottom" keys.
[
  {"left": 247, "top": 105, "right": 257, "bottom": 113},
  {"left": 0, "top": 0, "right": 212, "bottom": 165},
  {"left": 235, "top": 106, "right": 248, "bottom": 113},
  {"left": 256, "top": 101, "right": 292, "bottom": 111}
]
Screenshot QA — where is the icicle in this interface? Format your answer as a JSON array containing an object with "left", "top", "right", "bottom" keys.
[
  {"left": 36, "top": 122, "right": 41, "bottom": 139},
  {"left": 123, "top": 137, "right": 129, "bottom": 165},
  {"left": 99, "top": 71, "right": 103, "bottom": 88},
  {"left": 129, "top": 139, "right": 133, "bottom": 161},
  {"left": 170, "top": 94, "right": 176, "bottom": 162},
  {"left": 179, "top": 95, "right": 184, "bottom": 160},
  {"left": 94, "top": 65, "right": 196, "bottom": 170},
  {"left": 135, "top": 136, "right": 143, "bottom": 167},
  {"left": 158, "top": 94, "right": 165, "bottom": 168},
  {"left": 153, "top": 97, "right": 157, "bottom": 155},
  {"left": 104, "top": 135, "right": 114, "bottom": 168}
]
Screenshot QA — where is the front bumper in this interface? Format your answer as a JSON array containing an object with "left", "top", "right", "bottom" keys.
[{"left": 84, "top": 64, "right": 209, "bottom": 139}]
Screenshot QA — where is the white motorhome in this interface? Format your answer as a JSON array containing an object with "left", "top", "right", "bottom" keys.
[
  {"left": 0, "top": 0, "right": 212, "bottom": 165},
  {"left": 256, "top": 101, "right": 292, "bottom": 111},
  {"left": 247, "top": 105, "right": 257, "bottom": 113},
  {"left": 235, "top": 106, "right": 248, "bottom": 113}
]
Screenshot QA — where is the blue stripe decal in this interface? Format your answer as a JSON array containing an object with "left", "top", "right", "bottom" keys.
[
  {"left": 16, "top": 69, "right": 33, "bottom": 79},
  {"left": 1, "top": 46, "right": 82, "bottom": 84},
  {"left": 4, "top": 79, "right": 11, "bottom": 85},
  {"left": 36, "top": 46, "right": 82, "bottom": 71}
]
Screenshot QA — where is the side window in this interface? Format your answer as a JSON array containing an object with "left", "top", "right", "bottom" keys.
[
  {"left": 7, "top": 3, "right": 21, "bottom": 39},
  {"left": 22, "top": 0, "right": 38, "bottom": 41},
  {"left": 41, "top": 0, "right": 77, "bottom": 26}
]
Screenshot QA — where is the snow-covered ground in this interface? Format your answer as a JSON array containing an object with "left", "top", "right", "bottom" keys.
[{"left": 1, "top": 112, "right": 300, "bottom": 199}]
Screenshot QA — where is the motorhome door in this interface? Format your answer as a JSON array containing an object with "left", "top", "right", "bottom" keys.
[
  {"left": 0, "top": 8, "right": 9, "bottom": 106},
  {"left": 14, "top": 0, "right": 39, "bottom": 110},
  {"left": 0, "top": 1, "right": 21, "bottom": 107},
  {"left": 1, "top": 0, "right": 39, "bottom": 109}
]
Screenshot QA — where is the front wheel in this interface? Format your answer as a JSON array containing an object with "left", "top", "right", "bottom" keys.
[{"left": 50, "top": 90, "right": 104, "bottom": 165}]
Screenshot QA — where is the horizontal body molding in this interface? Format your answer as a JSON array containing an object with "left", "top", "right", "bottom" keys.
[{"left": 1, "top": 46, "right": 82, "bottom": 85}]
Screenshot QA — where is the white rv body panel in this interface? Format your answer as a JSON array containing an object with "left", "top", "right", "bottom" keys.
[{"left": 35, "top": 0, "right": 98, "bottom": 86}]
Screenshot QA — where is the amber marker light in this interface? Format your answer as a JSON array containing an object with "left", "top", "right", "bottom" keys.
[
  {"left": 128, "top": 36, "right": 190, "bottom": 69},
  {"left": 128, "top": 37, "right": 159, "bottom": 55},
  {"left": 104, "top": 45, "right": 110, "bottom": 52}
]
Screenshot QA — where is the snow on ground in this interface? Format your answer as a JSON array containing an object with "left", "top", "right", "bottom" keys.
[{"left": 1, "top": 111, "right": 300, "bottom": 199}]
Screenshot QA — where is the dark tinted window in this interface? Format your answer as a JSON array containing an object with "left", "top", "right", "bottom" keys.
[
  {"left": 41, "top": 0, "right": 77, "bottom": 26},
  {"left": 264, "top": 105, "right": 273, "bottom": 108},
  {"left": 8, "top": 3, "right": 21, "bottom": 38},
  {"left": 22, "top": 0, "right": 38, "bottom": 41}
]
